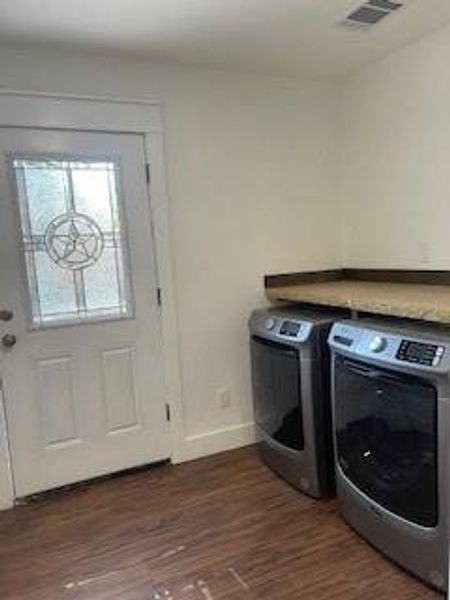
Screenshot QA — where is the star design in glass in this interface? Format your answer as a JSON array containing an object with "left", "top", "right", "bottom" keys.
[
  {"left": 45, "top": 213, "right": 104, "bottom": 270},
  {"left": 52, "top": 219, "right": 98, "bottom": 263}
]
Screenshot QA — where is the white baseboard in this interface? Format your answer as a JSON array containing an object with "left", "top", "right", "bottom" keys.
[
  {"left": 175, "top": 422, "right": 255, "bottom": 464},
  {"left": 0, "top": 498, "right": 14, "bottom": 511}
]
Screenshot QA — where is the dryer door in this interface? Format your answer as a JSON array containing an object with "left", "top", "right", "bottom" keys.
[
  {"left": 334, "top": 355, "right": 438, "bottom": 527},
  {"left": 250, "top": 336, "right": 304, "bottom": 452}
]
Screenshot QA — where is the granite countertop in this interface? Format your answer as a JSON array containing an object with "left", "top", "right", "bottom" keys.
[{"left": 266, "top": 280, "right": 450, "bottom": 324}]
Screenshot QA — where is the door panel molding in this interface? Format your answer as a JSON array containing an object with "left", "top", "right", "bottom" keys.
[
  {"left": 36, "top": 355, "right": 79, "bottom": 447},
  {"left": 0, "top": 91, "right": 185, "bottom": 507},
  {"left": 101, "top": 346, "right": 140, "bottom": 434},
  {"left": 0, "top": 383, "right": 14, "bottom": 509}
]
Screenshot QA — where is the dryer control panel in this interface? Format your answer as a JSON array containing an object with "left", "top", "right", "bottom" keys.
[{"left": 328, "top": 320, "right": 450, "bottom": 374}]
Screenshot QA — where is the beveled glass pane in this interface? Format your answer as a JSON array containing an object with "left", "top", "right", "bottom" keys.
[
  {"left": 33, "top": 252, "right": 77, "bottom": 319},
  {"left": 71, "top": 164, "right": 115, "bottom": 230},
  {"left": 15, "top": 160, "right": 68, "bottom": 235},
  {"left": 83, "top": 248, "right": 121, "bottom": 313},
  {"left": 11, "top": 156, "right": 133, "bottom": 327}
]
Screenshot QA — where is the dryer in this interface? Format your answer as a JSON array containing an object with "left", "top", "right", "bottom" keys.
[
  {"left": 329, "top": 318, "right": 450, "bottom": 591},
  {"left": 249, "top": 306, "right": 345, "bottom": 498}
]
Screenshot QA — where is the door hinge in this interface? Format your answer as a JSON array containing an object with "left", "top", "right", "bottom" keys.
[
  {"left": 157, "top": 287, "right": 162, "bottom": 306},
  {"left": 145, "top": 163, "right": 151, "bottom": 184},
  {"left": 165, "top": 403, "right": 171, "bottom": 422}
]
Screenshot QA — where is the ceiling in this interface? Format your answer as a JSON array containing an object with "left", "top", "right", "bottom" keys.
[{"left": 1, "top": 0, "right": 450, "bottom": 79}]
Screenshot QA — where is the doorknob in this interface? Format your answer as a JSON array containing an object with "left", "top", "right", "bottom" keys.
[
  {"left": 0, "top": 310, "right": 13, "bottom": 322},
  {"left": 2, "top": 334, "right": 17, "bottom": 348}
]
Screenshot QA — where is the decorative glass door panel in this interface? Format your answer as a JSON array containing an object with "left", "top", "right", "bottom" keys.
[{"left": 11, "top": 158, "right": 132, "bottom": 327}]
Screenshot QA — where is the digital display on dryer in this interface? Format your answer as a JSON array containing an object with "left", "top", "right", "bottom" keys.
[{"left": 280, "top": 321, "right": 301, "bottom": 337}]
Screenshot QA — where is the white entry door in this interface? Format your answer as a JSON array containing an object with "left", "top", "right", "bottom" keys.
[{"left": 0, "top": 128, "right": 170, "bottom": 497}]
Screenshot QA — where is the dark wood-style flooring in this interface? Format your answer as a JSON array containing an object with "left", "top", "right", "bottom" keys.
[{"left": 0, "top": 446, "right": 442, "bottom": 599}]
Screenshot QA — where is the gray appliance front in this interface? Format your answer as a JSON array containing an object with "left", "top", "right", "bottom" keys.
[
  {"left": 251, "top": 334, "right": 323, "bottom": 496},
  {"left": 329, "top": 321, "right": 450, "bottom": 591}
]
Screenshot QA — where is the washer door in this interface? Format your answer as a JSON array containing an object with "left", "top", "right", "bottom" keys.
[
  {"left": 334, "top": 355, "right": 438, "bottom": 527},
  {"left": 250, "top": 336, "right": 304, "bottom": 452}
]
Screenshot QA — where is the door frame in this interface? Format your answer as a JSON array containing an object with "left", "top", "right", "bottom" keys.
[{"left": 0, "top": 90, "right": 184, "bottom": 509}]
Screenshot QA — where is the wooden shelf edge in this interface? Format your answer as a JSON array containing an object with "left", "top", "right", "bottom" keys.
[{"left": 265, "top": 269, "right": 450, "bottom": 289}]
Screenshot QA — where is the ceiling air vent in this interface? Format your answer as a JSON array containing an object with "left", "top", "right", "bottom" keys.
[
  {"left": 340, "top": 0, "right": 405, "bottom": 30},
  {"left": 367, "top": 0, "right": 402, "bottom": 10}
]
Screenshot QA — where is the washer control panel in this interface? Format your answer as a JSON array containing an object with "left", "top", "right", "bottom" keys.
[
  {"left": 249, "top": 310, "right": 314, "bottom": 344},
  {"left": 396, "top": 340, "right": 445, "bottom": 367}
]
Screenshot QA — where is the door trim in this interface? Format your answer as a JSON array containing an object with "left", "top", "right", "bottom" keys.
[{"left": 0, "top": 90, "right": 184, "bottom": 508}]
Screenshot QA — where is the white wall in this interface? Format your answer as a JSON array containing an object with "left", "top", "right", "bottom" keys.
[
  {"left": 340, "top": 23, "right": 450, "bottom": 269},
  {"left": 1, "top": 17, "right": 449, "bottom": 498},
  {"left": 0, "top": 47, "right": 341, "bottom": 463}
]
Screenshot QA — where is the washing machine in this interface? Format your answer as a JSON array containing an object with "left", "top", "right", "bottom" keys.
[
  {"left": 249, "top": 306, "right": 346, "bottom": 498},
  {"left": 329, "top": 317, "right": 450, "bottom": 591}
]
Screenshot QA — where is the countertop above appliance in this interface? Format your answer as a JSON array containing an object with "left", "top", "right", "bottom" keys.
[{"left": 265, "top": 268, "right": 450, "bottom": 325}]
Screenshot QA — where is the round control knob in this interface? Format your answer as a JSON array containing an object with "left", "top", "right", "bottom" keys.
[
  {"left": 2, "top": 334, "right": 17, "bottom": 348},
  {"left": 264, "top": 318, "right": 276, "bottom": 331},
  {"left": 369, "top": 335, "right": 387, "bottom": 353}
]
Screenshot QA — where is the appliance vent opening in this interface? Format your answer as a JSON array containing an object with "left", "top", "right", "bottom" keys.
[{"left": 339, "top": 0, "right": 407, "bottom": 30}]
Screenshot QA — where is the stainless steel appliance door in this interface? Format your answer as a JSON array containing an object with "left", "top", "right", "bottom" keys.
[
  {"left": 334, "top": 355, "right": 438, "bottom": 527},
  {"left": 250, "top": 336, "right": 304, "bottom": 452}
]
